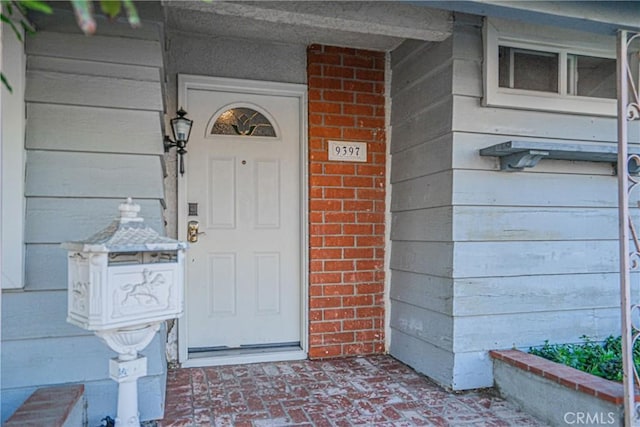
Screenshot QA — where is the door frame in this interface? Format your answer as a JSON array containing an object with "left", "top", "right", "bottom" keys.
[{"left": 177, "top": 74, "right": 309, "bottom": 367}]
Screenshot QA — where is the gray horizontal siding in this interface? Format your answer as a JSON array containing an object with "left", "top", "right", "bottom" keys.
[
  {"left": 27, "top": 56, "right": 161, "bottom": 82},
  {"left": 452, "top": 170, "right": 635, "bottom": 207},
  {"left": 445, "top": 18, "right": 629, "bottom": 389},
  {"left": 390, "top": 134, "right": 453, "bottom": 183},
  {"left": 1, "top": 331, "right": 165, "bottom": 389},
  {"left": 26, "top": 104, "right": 163, "bottom": 155},
  {"left": 390, "top": 170, "right": 452, "bottom": 211},
  {"left": 388, "top": 327, "right": 454, "bottom": 389},
  {"left": 390, "top": 301, "right": 453, "bottom": 352},
  {"left": 390, "top": 241, "right": 454, "bottom": 277},
  {"left": 25, "top": 151, "right": 164, "bottom": 198},
  {"left": 2, "top": 290, "right": 90, "bottom": 340},
  {"left": 26, "top": 70, "right": 163, "bottom": 111},
  {"left": 2, "top": 17, "right": 168, "bottom": 423},
  {"left": 452, "top": 206, "right": 633, "bottom": 241},
  {"left": 391, "top": 62, "right": 452, "bottom": 125},
  {"left": 453, "top": 240, "right": 619, "bottom": 278},
  {"left": 452, "top": 94, "right": 639, "bottom": 143},
  {"left": 454, "top": 308, "right": 621, "bottom": 353},
  {"left": 26, "top": 31, "right": 163, "bottom": 67},
  {"left": 25, "top": 198, "right": 164, "bottom": 244},
  {"left": 389, "top": 17, "right": 631, "bottom": 391},
  {"left": 454, "top": 273, "right": 640, "bottom": 316},
  {"left": 389, "top": 37, "right": 458, "bottom": 388},
  {"left": 24, "top": 244, "right": 69, "bottom": 291},
  {"left": 390, "top": 270, "right": 453, "bottom": 316},
  {"left": 389, "top": 97, "right": 453, "bottom": 154},
  {"left": 391, "top": 207, "right": 453, "bottom": 242}
]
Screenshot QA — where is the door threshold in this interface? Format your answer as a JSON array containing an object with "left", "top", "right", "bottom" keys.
[{"left": 181, "top": 348, "right": 307, "bottom": 368}]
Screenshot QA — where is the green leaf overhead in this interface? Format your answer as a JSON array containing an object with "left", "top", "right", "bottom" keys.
[
  {"left": 1, "top": 72, "right": 13, "bottom": 93},
  {"left": 17, "top": 0, "right": 52, "bottom": 14},
  {"left": 99, "top": 0, "right": 121, "bottom": 19}
]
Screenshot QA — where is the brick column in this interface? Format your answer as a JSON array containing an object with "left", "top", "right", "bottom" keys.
[{"left": 307, "top": 44, "right": 386, "bottom": 358}]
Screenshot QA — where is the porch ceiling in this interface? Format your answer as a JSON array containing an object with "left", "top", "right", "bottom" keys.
[{"left": 161, "top": 1, "right": 453, "bottom": 51}]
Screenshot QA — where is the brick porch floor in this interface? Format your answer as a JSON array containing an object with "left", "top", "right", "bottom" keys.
[{"left": 158, "top": 355, "right": 547, "bottom": 427}]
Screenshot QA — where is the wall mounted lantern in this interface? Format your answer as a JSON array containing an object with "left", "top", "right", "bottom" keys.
[{"left": 164, "top": 108, "right": 193, "bottom": 176}]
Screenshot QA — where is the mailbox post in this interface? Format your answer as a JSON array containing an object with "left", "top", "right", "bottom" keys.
[{"left": 63, "top": 198, "right": 187, "bottom": 427}]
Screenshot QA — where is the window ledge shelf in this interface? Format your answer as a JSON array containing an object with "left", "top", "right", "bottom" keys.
[{"left": 479, "top": 140, "right": 640, "bottom": 174}]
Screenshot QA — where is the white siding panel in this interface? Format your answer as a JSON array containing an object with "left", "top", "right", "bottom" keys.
[
  {"left": 25, "top": 151, "right": 164, "bottom": 198},
  {"left": 27, "top": 55, "right": 161, "bottom": 81},
  {"left": 391, "top": 170, "right": 452, "bottom": 211},
  {"left": 25, "top": 70, "right": 163, "bottom": 111},
  {"left": 26, "top": 104, "right": 163, "bottom": 154},
  {"left": 454, "top": 273, "right": 640, "bottom": 316},
  {"left": 390, "top": 270, "right": 453, "bottom": 316},
  {"left": 24, "top": 244, "right": 67, "bottom": 291},
  {"left": 390, "top": 241, "right": 454, "bottom": 277},
  {"left": 26, "top": 31, "right": 163, "bottom": 67},
  {"left": 25, "top": 198, "right": 164, "bottom": 244},
  {"left": 391, "top": 207, "right": 453, "bottom": 242},
  {"left": 453, "top": 240, "right": 618, "bottom": 278}
]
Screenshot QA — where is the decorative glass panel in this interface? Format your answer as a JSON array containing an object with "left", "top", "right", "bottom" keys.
[{"left": 211, "top": 108, "right": 276, "bottom": 137}]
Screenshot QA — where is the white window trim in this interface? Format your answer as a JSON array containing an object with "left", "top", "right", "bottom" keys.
[
  {"left": 1, "top": 18, "right": 26, "bottom": 289},
  {"left": 483, "top": 17, "right": 618, "bottom": 117}
]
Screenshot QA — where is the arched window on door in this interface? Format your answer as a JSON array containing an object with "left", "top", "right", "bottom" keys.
[{"left": 211, "top": 107, "right": 277, "bottom": 137}]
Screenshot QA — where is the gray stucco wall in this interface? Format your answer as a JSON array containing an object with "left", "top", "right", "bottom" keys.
[
  {"left": 163, "top": 30, "right": 307, "bottom": 238},
  {"left": 1, "top": 8, "right": 168, "bottom": 424},
  {"left": 389, "top": 13, "right": 638, "bottom": 390}
]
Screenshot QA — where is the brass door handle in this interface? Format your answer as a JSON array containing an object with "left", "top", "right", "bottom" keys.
[{"left": 187, "top": 220, "right": 205, "bottom": 243}]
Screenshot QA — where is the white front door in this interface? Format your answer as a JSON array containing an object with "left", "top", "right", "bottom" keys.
[{"left": 179, "top": 76, "right": 306, "bottom": 364}]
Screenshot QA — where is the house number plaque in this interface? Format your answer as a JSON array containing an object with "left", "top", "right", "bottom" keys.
[{"left": 328, "top": 140, "right": 367, "bottom": 163}]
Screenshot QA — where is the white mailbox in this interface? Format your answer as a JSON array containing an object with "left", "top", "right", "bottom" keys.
[
  {"left": 62, "top": 198, "right": 188, "bottom": 427},
  {"left": 64, "top": 198, "right": 187, "bottom": 331}
]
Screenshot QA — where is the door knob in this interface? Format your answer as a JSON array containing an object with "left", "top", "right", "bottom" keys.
[{"left": 187, "top": 220, "right": 205, "bottom": 243}]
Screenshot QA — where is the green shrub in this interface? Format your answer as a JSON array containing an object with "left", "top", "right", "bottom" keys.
[{"left": 529, "top": 335, "right": 640, "bottom": 382}]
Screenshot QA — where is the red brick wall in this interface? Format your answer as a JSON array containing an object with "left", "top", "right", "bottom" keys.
[{"left": 307, "top": 44, "right": 386, "bottom": 358}]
